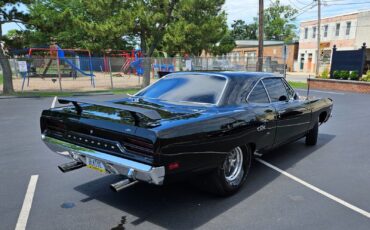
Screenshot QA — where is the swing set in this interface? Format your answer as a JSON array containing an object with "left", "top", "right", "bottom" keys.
[{"left": 21, "top": 44, "right": 95, "bottom": 91}]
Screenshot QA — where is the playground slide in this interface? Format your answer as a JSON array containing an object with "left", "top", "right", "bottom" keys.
[
  {"left": 56, "top": 46, "right": 94, "bottom": 77},
  {"left": 130, "top": 59, "right": 144, "bottom": 75}
]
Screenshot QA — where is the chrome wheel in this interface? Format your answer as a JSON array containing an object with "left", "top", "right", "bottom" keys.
[{"left": 223, "top": 146, "right": 244, "bottom": 182}]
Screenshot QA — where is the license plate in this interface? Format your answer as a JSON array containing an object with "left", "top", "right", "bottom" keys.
[{"left": 86, "top": 157, "right": 106, "bottom": 173}]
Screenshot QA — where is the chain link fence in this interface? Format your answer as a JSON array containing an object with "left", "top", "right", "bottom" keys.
[{"left": 0, "top": 56, "right": 286, "bottom": 93}]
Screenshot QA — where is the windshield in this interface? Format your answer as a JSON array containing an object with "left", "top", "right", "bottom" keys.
[{"left": 136, "top": 74, "right": 227, "bottom": 104}]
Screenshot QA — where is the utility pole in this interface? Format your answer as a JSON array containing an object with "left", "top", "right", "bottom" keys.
[
  {"left": 315, "top": 0, "right": 321, "bottom": 77},
  {"left": 257, "top": 0, "right": 264, "bottom": 72}
]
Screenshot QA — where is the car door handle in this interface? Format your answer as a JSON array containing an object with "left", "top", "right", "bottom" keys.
[
  {"left": 277, "top": 110, "right": 286, "bottom": 118},
  {"left": 221, "top": 124, "right": 233, "bottom": 133}
]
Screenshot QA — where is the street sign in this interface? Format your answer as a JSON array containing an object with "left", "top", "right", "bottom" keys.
[
  {"left": 18, "top": 61, "right": 28, "bottom": 73},
  {"left": 185, "top": 60, "right": 192, "bottom": 71}
]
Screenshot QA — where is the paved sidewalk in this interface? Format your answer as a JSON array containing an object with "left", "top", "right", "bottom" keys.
[{"left": 286, "top": 72, "right": 315, "bottom": 82}]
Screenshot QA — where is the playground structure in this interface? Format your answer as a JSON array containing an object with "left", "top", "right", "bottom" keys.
[
  {"left": 9, "top": 45, "right": 203, "bottom": 92},
  {"left": 22, "top": 45, "right": 95, "bottom": 90},
  {"left": 103, "top": 49, "right": 144, "bottom": 76},
  {"left": 103, "top": 49, "right": 178, "bottom": 78}
]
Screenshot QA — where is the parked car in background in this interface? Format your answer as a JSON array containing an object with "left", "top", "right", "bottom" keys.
[{"left": 40, "top": 72, "right": 333, "bottom": 195}]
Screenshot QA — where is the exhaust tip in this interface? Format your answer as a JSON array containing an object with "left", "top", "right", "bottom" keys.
[
  {"left": 58, "top": 161, "right": 85, "bottom": 173},
  {"left": 110, "top": 179, "right": 138, "bottom": 192}
]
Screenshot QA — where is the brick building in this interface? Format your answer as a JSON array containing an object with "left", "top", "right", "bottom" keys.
[
  {"left": 299, "top": 10, "right": 370, "bottom": 73},
  {"left": 228, "top": 40, "right": 299, "bottom": 72}
]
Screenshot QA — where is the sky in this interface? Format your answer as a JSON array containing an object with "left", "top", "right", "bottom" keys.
[
  {"left": 224, "top": 0, "right": 370, "bottom": 25},
  {"left": 2, "top": 0, "right": 370, "bottom": 34}
]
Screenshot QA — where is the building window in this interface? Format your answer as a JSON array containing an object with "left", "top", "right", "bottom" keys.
[
  {"left": 324, "top": 25, "right": 328, "bottom": 37},
  {"left": 304, "top": 28, "right": 308, "bottom": 39},
  {"left": 312, "top": 27, "right": 316, "bottom": 38},
  {"left": 346, "top": 21, "right": 351, "bottom": 35},
  {"left": 335, "top": 23, "right": 340, "bottom": 36}
]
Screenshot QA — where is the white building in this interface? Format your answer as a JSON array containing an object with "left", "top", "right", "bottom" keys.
[{"left": 298, "top": 10, "right": 370, "bottom": 73}]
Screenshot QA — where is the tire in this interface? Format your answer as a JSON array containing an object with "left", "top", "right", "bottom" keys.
[
  {"left": 305, "top": 120, "right": 318, "bottom": 146},
  {"left": 205, "top": 145, "right": 252, "bottom": 196}
]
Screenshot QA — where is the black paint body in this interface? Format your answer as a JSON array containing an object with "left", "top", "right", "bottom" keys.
[{"left": 40, "top": 72, "right": 333, "bottom": 182}]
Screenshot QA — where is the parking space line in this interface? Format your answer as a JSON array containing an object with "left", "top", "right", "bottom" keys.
[
  {"left": 51, "top": 96, "right": 57, "bottom": 108},
  {"left": 256, "top": 158, "right": 370, "bottom": 219},
  {"left": 15, "top": 175, "right": 39, "bottom": 230}
]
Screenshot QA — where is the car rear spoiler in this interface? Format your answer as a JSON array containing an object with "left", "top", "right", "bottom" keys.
[{"left": 57, "top": 97, "right": 162, "bottom": 120}]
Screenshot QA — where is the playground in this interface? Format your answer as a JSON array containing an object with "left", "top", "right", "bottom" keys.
[
  {"left": 2, "top": 44, "right": 286, "bottom": 93},
  {"left": 6, "top": 45, "right": 180, "bottom": 92}
]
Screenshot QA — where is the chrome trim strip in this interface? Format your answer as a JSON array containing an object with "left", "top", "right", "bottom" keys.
[
  {"left": 41, "top": 135, "right": 165, "bottom": 185},
  {"left": 261, "top": 80, "right": 272, "bottom": 103}
]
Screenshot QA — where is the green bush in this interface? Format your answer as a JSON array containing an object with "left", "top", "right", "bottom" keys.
[
  {"left": 360, "top": 70, "right": 370, "bottom": 82},
  {"left": 349, "top": 71, "right": 359, "bottom": 80},
  {"left": 320, "top": 69, "right": 329, "bottom": 79},
  {"left": 338, "top": 70, "right": 349, "bottom": 79},
  {"left": 332, "top": 70, "right": 340, "bottom": 79}
]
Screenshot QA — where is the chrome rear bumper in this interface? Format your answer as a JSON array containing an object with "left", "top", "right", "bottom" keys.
[{"left": 41, "top": 135, "right": 165, "bottom": 185}]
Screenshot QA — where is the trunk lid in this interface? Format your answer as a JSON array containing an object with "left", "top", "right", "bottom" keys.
[{"left": 40, "top": 97, "right": 206, "bottom": 165}]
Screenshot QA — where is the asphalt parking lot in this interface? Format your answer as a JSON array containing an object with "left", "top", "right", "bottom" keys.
[{"left": 1, "top": 89, "right": 370, "bottom": 230}]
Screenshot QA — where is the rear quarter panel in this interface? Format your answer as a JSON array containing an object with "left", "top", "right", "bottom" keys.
[{"left": 154, "top": 109, "right": 260, "bottom": 177}]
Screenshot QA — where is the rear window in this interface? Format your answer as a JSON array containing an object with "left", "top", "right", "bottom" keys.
[{"left": 136, "top": 74, "right": 227, "bottom": 104}]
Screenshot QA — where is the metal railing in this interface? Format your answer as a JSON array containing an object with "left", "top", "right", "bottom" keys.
[{"left": 0, "top": 56, "right": 286, "bottom": 93}]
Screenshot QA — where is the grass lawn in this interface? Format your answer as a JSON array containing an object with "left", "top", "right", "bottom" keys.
[
  {"left": 0, "top": 74, "right": 3, "bottom": 85},
  {"left": 288, "top": 81, "right": 307, "bottom": 89},
  {"left": 3, "top": 88, "right": 140, "bottom": 98}
]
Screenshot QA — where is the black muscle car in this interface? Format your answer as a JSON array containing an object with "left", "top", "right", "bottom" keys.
[{"left": 41, "top": 72, "right": 333, "bottom": 195}]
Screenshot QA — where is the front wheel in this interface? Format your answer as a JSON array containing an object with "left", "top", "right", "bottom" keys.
[
  {"left": 305, "top": 120, "right": 318, "bottom": 146},
  {"left": 206, "top": 145, "right": 252, "bottom": 196}
]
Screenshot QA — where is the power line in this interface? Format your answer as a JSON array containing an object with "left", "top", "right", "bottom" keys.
[
  {"left": 294, "top": 0, "right": 312, "bottom": 5},
  {"left": 292, "top": 2, "right": 317, "bottom": 18},
  {"left": 324, "top": 1, "right": 370, "bottom": 5}
]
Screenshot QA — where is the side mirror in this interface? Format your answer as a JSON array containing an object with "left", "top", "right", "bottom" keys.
[{"left": 278, "top": 95, "right": 288, "bottom": 102}]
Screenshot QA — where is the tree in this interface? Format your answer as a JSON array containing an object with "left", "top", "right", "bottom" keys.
[
  {"left": 127, "top": 0, "right": 227, "bottom": 86},
  {"left": 230, "top": 20, "right": 257, "bottom": 40},
  {"left": 209, "top": 31, "right": 236, "bottom": 56},
  {"left": 28, "top": 0, "right": 134, "bottom": 52},
  {"left": 263, "top": 0, "right": 298, "bottom": 42},
  {"left": 124, "top": 0, "right": 180, "bottom": 87},
  {"left": 1, "top": 0, "right": 30, "bottom": 94},
  {"left": 229, "top": 1, "right": 297, "bottom": 42},
  {"left": 24, "top": 0, "right": 229, "bottom": 88},
  {"left": 163, "top": 0, "right": 228, "bottom": 56}
]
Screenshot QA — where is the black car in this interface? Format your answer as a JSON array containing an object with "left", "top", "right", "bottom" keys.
[{"left": 40, "top": 72, "right": 333, "bottom": 195}]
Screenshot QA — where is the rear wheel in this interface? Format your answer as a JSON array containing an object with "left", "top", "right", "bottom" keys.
[
  {"left": 305, "top": 120, "right": 318, "bottom": 146},
  {"left": 206, "top": 145, "right": 252, "bottom": 196}
]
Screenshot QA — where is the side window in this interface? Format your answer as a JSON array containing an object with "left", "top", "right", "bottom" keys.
[
  {"left": 247, "top": 81, "right": 270, "bottom": 103},
  {"left": 262, "top": 78, "right": 288, "bottom": 102}
]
